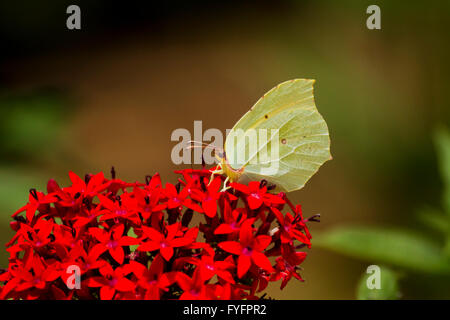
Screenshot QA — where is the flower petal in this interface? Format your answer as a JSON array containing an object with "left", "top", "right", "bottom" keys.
[
  {"left": 237, "top": 255, "right": 251, "bottom": 278},
  {"left": 229, "top": 183, "right": 250, "bottom": 194},
  {"left": 176, "top": 272, "right": 193, "bottom": 292},
  {"left": 239, "top": 219, "right": 254, "bottom": 245},
  {"left": 214, "top": 224, "right": 234, "bottom": 235},
  {"left": 251, "top": 251, "right": 274, "bottom": 272},
  {"left": 115, "top": 278, "right": 135, "bottom": 292},
  {"left": 218, "top": 241, "right": 242, "bottom": 255},
  {"left": 109, "top": 246, "right": 124, "bottom": 264},
  {"left": 247, "top": 195, "right": 263, "bottom": 210},
  {"left": 160, "top": 247, "right": 174, "bottom": 261},
  {"left": 69, "top": 171, "right": 86, "bottom": 191},
  {"left": 254, "top": 235, "right": 272, "bottom": 251},
  {"left": 100, "top": 286, "right": 115, "bottom": 300},
  {"left": 271, "top": 207, "right": 285, "bottom": 225},
  {"left": 137, "top": 241, "right": 160, "bottom": 252},
  {"left": 111, "top": 224, "right": 125, "bottom": 241},
  {"left": 141, "top": 226, "right": 163, "bottom": 241},
  {"left": 118, "top": 236, "right": 140, "bottom": 247},
  {"left": 202, "top": 199, "right": 217, "bottom": 218}
]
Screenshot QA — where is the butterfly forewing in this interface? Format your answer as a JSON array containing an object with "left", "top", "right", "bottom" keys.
[{"left": 224, "top": 79, "right": 331, "bottom": 192}]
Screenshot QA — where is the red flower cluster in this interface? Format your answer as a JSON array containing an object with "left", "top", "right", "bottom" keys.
[{"left": 0, "top": 168, "right": 316, "bottom": 300}]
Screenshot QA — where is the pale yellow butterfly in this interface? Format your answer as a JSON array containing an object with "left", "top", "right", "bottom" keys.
[{"left": 212, "top": 79, "right": 332, "bottom": 192}]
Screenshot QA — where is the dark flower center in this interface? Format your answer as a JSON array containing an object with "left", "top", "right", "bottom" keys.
[
  {"left": 109, "top": 278, "right": 118, "bottom": 287},
  {"left": 160, "top": 241, "right": 169, "bottom": 248},
  {"left": 115, "top": 209, "right": 127, "bottom": 216},
  {"left": 107, "top": 240, "right": 118, "bottom": 249},
  {"left": 242, "top": 247, "right": 253, "bottom": 256}
]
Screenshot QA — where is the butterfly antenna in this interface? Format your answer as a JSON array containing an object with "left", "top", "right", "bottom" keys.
[
  {"left": 186, "top": 140, "right": 207, "bottom": 150},
  {"left": 186, "top": 140, "right": 224, "bottom": 156}
]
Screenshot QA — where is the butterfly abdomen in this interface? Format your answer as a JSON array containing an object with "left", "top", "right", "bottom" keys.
[{"left": 218, "top": 155, "right": 244, "bottom": 183}]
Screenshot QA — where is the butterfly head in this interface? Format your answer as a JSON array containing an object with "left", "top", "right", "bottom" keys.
[{"left": 215, "top": 150, "right": 244, "bottom": 183}]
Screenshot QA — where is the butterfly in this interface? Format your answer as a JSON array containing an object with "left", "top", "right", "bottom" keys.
[{"left": 207, "top": 79, "right": 331, "bottom": 193}]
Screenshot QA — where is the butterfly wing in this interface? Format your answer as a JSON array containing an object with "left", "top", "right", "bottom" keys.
[{"left": 224, "top": 79, "right": 331, "bottom": 192}]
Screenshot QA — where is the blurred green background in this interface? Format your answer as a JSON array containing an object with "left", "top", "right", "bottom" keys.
[{"left": 1, "top": 0, "right": 449, "bottom": 299}]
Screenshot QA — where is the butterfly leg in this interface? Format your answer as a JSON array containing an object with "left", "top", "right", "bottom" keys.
[
  {"left": 220, "top": 176, "right": 231, "bottom": 192},
  {"left": 208, "top": 163, "right": 223, "bottom": 186}
]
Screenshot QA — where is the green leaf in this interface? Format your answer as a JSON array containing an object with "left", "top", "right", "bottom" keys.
[
  {"left": 127, "top": 227, "right": 139, "bottom": 252},
  {"left": 416, "top": 206, "right": 449, "bottom": 234},
  {"left": 0, "top": 91, "right": 66, "bottom": 161},
  {"left": 0, "top": 167, "right": 47, "bottom": 221},
  {"left": 444, "top": 237, "right": 450, "bottom": 259},
  {"left": 357, "top": 265, "right": 400, "bottom": 300},
  {"left": 314, "top": 227, "right": 450, "bottom": 274},
  {"left": 433, "top": 126, "right": 450, "bottom": 214}
]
